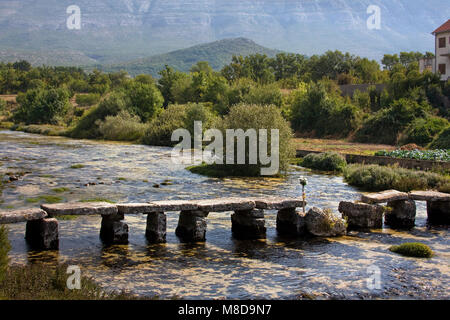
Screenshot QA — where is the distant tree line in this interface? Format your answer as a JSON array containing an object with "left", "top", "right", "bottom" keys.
[{"left": 0, "top": 48, "right": 448, "bottom": 151}]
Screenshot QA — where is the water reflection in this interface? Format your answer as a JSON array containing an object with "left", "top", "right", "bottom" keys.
[{"left": 1, "top": 131, "right": 449, "bottom": 299}]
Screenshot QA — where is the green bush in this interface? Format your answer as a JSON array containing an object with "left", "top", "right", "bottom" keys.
[
  {"left": 301, "top": 152, "right": 347, "bottom": 172},
  {"left": 121, "top": 80, "right": 164, "bottom": 122},
  {"left": 290, "top": 82, "right": 360, "bottom": 137},
  {"left": 70, "top": 91, "right": 126, "bottom": 139},
  {"left": 198, "top": 104, "right": 295, "bottom": 177},
  {"left": 356, "top": 98, "right": 426, "bottom": 145},
  {"left": 97, "top": 110, "right": 147, "bottom": 141},
  {"left": 75, "top": 93, "right": 101, "bottom": 106},
  {"left": 402, "top": 117, "right": 449, "bottom": 146},
  {"left": 14, "top": 87, "right": 70, "bottom": 124},
  {"left": 429, "top": 126, "right": 450, "bottom": 149},
  {"left": 343, "top": 164, "right": 449, "bottom": 192},
  {"left": 389, "top": 242, "right": 433, "bottom": 258},
  {"left": 0, "top": 225, "right": 11, "bottom": 283},
  {"left": 243, "top": 83, "right": 283, "bottom": 107},
  {"left": 142, "top": 104, "right": 187, "bottom": 146}
]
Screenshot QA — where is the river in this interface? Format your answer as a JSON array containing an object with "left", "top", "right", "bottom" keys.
[{"left": 0, "top": 130, "right": 448, "bottom": 299}]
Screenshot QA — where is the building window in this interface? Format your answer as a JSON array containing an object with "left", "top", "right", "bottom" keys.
[
  {"left": 439, "top": 37, "right": 446, "bottom": 48},
  {"left": 438, "top": 64, "right": 446, "bottom": 75}
]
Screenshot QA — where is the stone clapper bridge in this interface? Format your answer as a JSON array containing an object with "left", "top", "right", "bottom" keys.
[
  {"left": 0, "top": 197, "right": 307, "bottom": 250},
  {"left": 1, "top": 190, "right": 448, "bottom": 250}
]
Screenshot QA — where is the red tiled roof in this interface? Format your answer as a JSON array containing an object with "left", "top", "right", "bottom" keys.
[{"left": 433, "top": 19, "right": 450, "bottom": 34}]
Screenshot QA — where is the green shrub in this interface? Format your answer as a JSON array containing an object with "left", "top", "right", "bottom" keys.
[
  {"left": 301, "top": 152, "right": 347, "bottom": 172},
  {"left": 243, "top": 83, "right": 283, "bottom": 107},
  {"left": 389, "top": 243, "right": 433, "bottom": 258},
  {"left": 14, "top": 88, "right": 70, "bottom": 124},
  {"left": 402, "top": 117, "right": 449, "bottom": 146},
  {"left": 197, "top": 104, "right": 295, "bottom": 177},
  {"left": 429, "top": 126, "right": 450, "bottom": 149},
  {"left": 0, "top": 99, "right": 6, "bottom": 114},
  {"left": 75, "top": 93, "right": 101, "bottom": 106},
  {"left": 142, "top": 104, "right": 187, "bottom": 146},
  {"left": 343, "top": 164, "right": 450, "bottom": 192},
  {"left": 97, "top": 110, "right": 147, "bottom": 141},
  {"left": 0, "top": 225, "right": 11, "bottom": 283},
  {"left": 122, "top": 80, "right": 164, "bottom": 122},
  {"left": 290, "top": 82, "right": 360, "bottom": 137},
  {"left": 356, "top": 98, "right": 426, "bottom": 145},
  {"left": 70, "top": 91, "right": 126, "bottom": 139}
]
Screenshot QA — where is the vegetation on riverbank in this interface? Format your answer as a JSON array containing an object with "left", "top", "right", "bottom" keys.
[
  {"left": 1, "top": 50, "right": 449, "bottom": 177},
  {"left": 375, "top": 149, "right": 450, "bottom": 162},
  {"left": 300, "top": 152, "right": 347, "bottom": 172},
  {"left": 0, "top": 226, "right": 136, "bottom": 300},
  {"left": 389, "top": 243, "right": 433, "bottom": 258},
  {"left": 343, "top": 164, "right": 450, "bottom": 192}
]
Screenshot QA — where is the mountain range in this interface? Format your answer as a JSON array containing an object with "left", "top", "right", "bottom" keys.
[{"left": 0, "top": 0, "right": 448, "bottom": 68}]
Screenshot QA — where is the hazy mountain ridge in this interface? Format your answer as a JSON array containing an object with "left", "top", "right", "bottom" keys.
[
  {"left": 97, "top": 38, "right": 280, "bottom": 76},
  {"left": 0, "top": 0, "right": 448, "bottom": 65}
]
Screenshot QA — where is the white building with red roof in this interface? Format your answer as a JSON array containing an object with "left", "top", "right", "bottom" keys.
[{"left": 433, "top": 19, "right": 450, "bottom": 80}]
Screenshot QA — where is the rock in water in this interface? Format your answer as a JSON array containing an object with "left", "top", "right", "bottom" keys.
[{"left": 305, "top": 207, "right": 347, "bottom": 237}]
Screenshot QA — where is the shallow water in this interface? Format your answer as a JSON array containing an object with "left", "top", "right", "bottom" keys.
[{"left": 0, "top": 130, "right": 449, "bottom": 299}]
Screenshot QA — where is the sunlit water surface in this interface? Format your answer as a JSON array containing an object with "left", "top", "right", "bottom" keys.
[{"left": 0, "top": 130, "right": 448, "bottom": 299}]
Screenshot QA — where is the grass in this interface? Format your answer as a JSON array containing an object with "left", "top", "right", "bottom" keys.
[
  {"left": 69, "top": 164, "right": 85, "bottom": 169},
  {"left": 26, "top": 195, "right": 63, "bottom": 204},
  {"left": 51, "top": 187, "right": 70, "bottom": 193},
  {"left": 343, "top": 164, "right": 450, "bottom": 192},
  {"left": 0, "top": 264, "right": 137, "bottom": 300},
  {"left": 293, "top": 138, "right": 395, "bottom": 156},
  {"left": 389, "top": 243, "right": 433, "bottom": 258}
]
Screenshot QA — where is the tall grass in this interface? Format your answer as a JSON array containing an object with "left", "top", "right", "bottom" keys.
[
  {"left": 343, "top": 164, "right": 450, "bottom": 192},
  {"left": 0, "top": 264, "right": 135, "bottom": 300}
]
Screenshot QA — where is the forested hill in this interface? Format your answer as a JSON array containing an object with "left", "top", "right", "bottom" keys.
[{"left": 96, "top": 38, "right": 280, "bottom": 77}]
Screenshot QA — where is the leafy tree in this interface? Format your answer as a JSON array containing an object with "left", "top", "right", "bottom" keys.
[
  {"left": 122, "top": 80, "right": 164, "bottom": 122},
  {"left": 14, "top": 87, "right": 70, "bottom": 124}
]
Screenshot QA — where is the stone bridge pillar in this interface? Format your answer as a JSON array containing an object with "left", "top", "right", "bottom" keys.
[
  {"left": 146, "top": 212, "right": 167, "bottom": 243},
  {"left": 100, "top": 213, "right": 128, "bottom": 244},
  {"left": 25, "top": 218, "right": 59, "bottom": 250},
  {"left": 231, "top": 209, "right": 266, "bottom": 240},
  {"left": 175, "top": 210, "right": 209, "bottom": 242},
  {"left": 427, "top": 200, "right": 450, "bottom": 225},
  {"left": 386, "top": 199, "right": 416, "bottom": 229},
  {"left": 276, "top": 208, "right": 306, "bottom": 236}
]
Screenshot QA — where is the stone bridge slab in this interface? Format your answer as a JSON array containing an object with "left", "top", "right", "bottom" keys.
[
  {"left": 41, "top": 202, "right": 118, "bottom": 216},
  {"left": 0, "top": 208, "right": 48, "bottom": 224},
  {"left": 409, "top": 191, "right": 450, "bottom": 201},
  {"left": 361, "top": 190, "right": 409, "bottom": 204}
]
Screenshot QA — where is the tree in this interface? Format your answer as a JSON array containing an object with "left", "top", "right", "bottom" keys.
[
  {"left": 14, "top": 87, "right": 70, "bottom": 124},
  {"left": 382, "top": 54, "right": 400, "bottom": 71},
  {"left": 158, "top": 65, "right": 186, "bottom": 106},
  {"left": 122, "top": 80, "right": 164, "bottom": 122}
]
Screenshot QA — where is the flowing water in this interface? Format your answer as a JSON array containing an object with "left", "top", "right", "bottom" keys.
[{"left": 0, "top": 130, "right": 448, "bottom": 299}]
